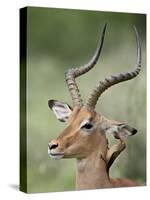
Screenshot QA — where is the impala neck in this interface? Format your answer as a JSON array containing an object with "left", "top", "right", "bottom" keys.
[{"left": 76, "top": 137, "right": 112, "bottom": 190}]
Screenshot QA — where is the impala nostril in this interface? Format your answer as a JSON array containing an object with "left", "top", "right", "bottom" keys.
[{"left": 48, "top": 143, "right": 58, "bottom": 150}]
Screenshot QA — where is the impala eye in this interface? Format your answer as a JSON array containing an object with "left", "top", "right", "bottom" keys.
[{"left": 81, "top": 123, "right": 93, "bottom": 130}]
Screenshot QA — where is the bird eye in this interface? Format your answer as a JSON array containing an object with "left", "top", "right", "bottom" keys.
[{"left": 81, "top": 123, "right": 93, "bottom": 130}]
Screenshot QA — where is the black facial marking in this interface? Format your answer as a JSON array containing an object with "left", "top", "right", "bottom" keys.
[{"left": 48, "top": 99, "right": 55, "bottom": 109}]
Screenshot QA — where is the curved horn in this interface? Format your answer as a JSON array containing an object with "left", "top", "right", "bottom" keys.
[
  {"left": 86, "top": 26, "right": 142, "bottom": 109},
  {"left": 65, "top": 23, "right": 107, "bottom": 107}
]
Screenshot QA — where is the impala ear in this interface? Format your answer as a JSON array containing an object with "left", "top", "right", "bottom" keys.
[
  {"left": 114, "top": 124, "right": 137, "bottom": 138},
  {"left": 101, "top": 120, "right": 137, "bottom": 138},
  {"left": 48, "top": 100, "right": 72, "bottom": 122}
]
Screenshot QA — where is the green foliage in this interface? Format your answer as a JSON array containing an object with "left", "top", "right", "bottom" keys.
[{"left": 24, "top": 7, "right": 146, "bottom": 192}]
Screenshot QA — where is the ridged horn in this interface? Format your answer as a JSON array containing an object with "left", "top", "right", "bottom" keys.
[
  {"left": 86, "top": 26, "right": 142, "bottom": 109},
  {"left": 65, "top": 24, "right": 107, "bottom": 107}
]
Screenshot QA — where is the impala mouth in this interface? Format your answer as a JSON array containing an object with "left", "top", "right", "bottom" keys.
[{"left": 48, "top": 150, "right": 64, "bottom": 159}]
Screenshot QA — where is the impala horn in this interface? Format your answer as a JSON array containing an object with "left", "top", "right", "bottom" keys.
[
  {"left": 86, "top": 26, "right": 142, "bottom": 109},
  {"left": 65, "top": 23, "right": 107, "bottom": 107}
]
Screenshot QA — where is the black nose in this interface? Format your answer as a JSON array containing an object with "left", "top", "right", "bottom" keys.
[{"left": 48, "top": 143, "right": 58, "bottom": 150}]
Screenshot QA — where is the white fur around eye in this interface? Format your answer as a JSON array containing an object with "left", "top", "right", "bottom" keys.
[
  {"left": 79, "top": 120, "right": 90, "bottom": 129},
  {"left": 79, "top": 120, "right": 94, "bottom": 135}
]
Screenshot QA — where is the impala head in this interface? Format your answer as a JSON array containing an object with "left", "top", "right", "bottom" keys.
[{"left": 48, "top": 24, "right": 141, "bottom": 160}]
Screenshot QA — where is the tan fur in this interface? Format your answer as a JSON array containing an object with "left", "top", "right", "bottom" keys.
[{"left": 49, "top": 106, "right": 138, "bottom": 189}]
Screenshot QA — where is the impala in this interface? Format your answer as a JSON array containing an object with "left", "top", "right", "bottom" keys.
[{"left": 48, "top": 24, "right": 141, "bottom": 189}]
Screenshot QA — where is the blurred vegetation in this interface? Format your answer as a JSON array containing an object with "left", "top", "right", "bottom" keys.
[{"left": 25, "top": 7, "right": 146, "bottom": 193}]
